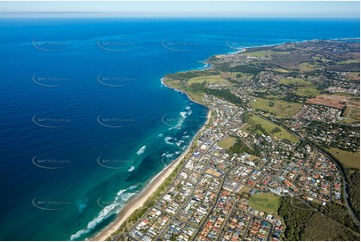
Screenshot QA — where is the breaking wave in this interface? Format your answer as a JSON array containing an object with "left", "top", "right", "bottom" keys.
[
  {"left": 70, "top": 186, "right": 137, "bottom": 240},
  {"left": 136, "top": 145, "right": 146, "bottom": 155}
]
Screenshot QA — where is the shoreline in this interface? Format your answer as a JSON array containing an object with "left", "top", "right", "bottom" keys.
[
  {"left": 91, "top": 37, "right": 357, "bottom": 241},
  {"left": 92, "top": 103, "right": 211, "bottom": 241},
  {"left": 91, "top": 42, "right": 275, "bottom": 241}
]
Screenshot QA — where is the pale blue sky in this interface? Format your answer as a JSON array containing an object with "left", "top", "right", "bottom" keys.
[{"left": 0, "top": 1, "right": 359, "bottom": 18}]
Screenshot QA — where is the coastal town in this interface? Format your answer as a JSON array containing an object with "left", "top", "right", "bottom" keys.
[
  {"left": 117, "top": 96, "right": 289, "bottom": 241},
  {"left": 1, "top": 2, "right": 361, "bottom": 241},
  {"left": 108, "top": 40, "right": 360, "bottom": 241}
]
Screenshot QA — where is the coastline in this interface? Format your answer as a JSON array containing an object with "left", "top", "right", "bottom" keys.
[
  {"left": 91, "top": 38, "right": 359, "bottom": 241},
  {"left": 92, "top": 99, "right": 211, "bottom": 241},
  {"left": 91, "top": 43, "right": 274, "bottom": 241}
]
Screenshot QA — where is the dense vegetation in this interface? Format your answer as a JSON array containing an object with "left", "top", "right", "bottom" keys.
[
  {"left": 228, "top": 138, "right": 261, "bottom": 157},
  {"left": 318, "top": 202, "right": 359, "bottom": 232},
  {"left": 189, "top": 83, "right": 243, "bottom": 106},
  {"left": 327, "top": 62, "right": 360, "bottom": 72},
  {"left": 302, "top": 213, "right": 359, "bottom": 241},
  {"left": 166, "top": 70, "right": 218, "bottom": 82},
  {"left": 346, "top": 168, "right": 360, "bottom": 219},
  {"left": 228, "top": 64, "right": 262, "bottom": 74},
  {"left": 278, "top": 197, "right": 360, "bottom": 241},
  {"left": 278, "top": 197, "right": 314, "bottom": 240},
  {"left": 306, "top": 121, "right": 359, "bottom": 152}
]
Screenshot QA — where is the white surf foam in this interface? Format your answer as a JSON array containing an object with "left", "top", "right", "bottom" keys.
[
  {"left": 70, "top": 186, "right": 137, "bottom": 240},
  {"left": 128, "top": 185, "right": 138, "bottom": 190},
  {"left": 136, "top": 145, "right": 146, "bottom": 155},
  {"left": 180, "top": 111, "right": 187, "bottom": 119},
  {"left": 116, "top": 189, "right": 127, "bottom": 196},
  {"left": 164, "top": 136, "right": 176, "bottom": 145},
  {"left": 165, "top": 153, "right": 175, "bottom": 158}
]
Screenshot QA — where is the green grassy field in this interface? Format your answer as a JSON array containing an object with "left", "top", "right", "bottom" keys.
[
  {"left": 339, "top": 59, "right": 360, "bottom": 64},
  {"left": 327, "top": 148, "right": 360, "bottom": 169},
  {"left": 245, "top": 115, "right": 299, "bottom": 142},
  {"left": 294, "top": 86, "right": 320, "bottom": 97},
  {"left": 243, "top": 50, "right": 289, "bottom": 58},
  {"left": 226, "top": 72, "right": 253, "bottom": 81},
  {"left": 278, "top": 76, "right": 320, "bottom": 97},
  {"left": 298, "top": 62, "right": 320, "bottom": 72},
  {"left": 187, "top": 75, "right": 230, "bottom": 86},
  {"left": 343, "top": 108, "right": 360, "bottom": 124},
  {"left": 279, "top": 78, "right": 313, "bottom": 86},
  {"left": 249, "top": 193, "right": 281, "bottom": 215},
  {"left": 188, "top": 91, "right": 206, "bottom": 105},
  {"left": 249, "top": 155, "right": 260, "bottom": 161},
  {"left": 274, "top": 68, "right": 291, "bottom": 73},
  {"left": 239, "top": 185, "right": 252, "bottom": 193},
  {"left": 349, "top": 108, "right": 360, "bottom": 120},
  {"left": 250, "top": 98, "right": 302, "bottom": 117},
  {"left": 217, "top": 136, "right": 237, "bottom": 149},
  {"left": 346, "top": 72, "right": 360, "bottom": 81},
  {"left": 163, "top": 78, "right": 206, "bottom": 104},
  {"left": 312, "top": 56, "right": 331, "bottom": 63}
]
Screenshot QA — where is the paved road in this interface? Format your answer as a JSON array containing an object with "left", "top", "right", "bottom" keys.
[
  {"left": 215, "top": 201, "right": 238, "bottom": 241},
  {"left": 194, "top": 165, "right": 235, "bottom": 239},
  {"left": 154, "top": 140, "right": 218, "bottom": 240},
  {"left": 126, "top": 139, "right": 213, "bottom": 240}
]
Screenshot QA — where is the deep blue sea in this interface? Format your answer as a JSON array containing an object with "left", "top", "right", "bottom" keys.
[{"left": 0, "top": 18, "right": 359, "bottom": 240}]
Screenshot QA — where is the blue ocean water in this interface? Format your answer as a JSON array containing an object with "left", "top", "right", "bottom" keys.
[{"left": 0, "top": 18, "right": 359, "bottom": 240}]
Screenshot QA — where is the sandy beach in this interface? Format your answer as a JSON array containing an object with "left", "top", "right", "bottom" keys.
[{"left": 92, "top": 108, "right": 211, "bottom": 241}]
